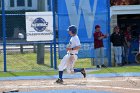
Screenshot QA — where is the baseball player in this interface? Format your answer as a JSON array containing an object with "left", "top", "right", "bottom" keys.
[{"left": 56, "top": 25, "right": 86, "bottom": 84}]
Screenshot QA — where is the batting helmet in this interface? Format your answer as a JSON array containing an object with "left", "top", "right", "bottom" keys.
[{"left": 67, "top": 25, "right": 77, "bottom": 34}]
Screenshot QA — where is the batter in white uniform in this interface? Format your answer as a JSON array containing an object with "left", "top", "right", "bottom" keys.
[{"left": 56, "top": 25, "right": 86, "bottom": 84}]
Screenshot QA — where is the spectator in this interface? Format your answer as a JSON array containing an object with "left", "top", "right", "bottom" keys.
[
  {"left": 124, "top": 25, "right": 132, "bottom": 64},
  {"left": 93, "top": 25, "right": 108, "bottom": 68},
  {"left": 110, "top": 26, "right": 124, "bottom": 66}
]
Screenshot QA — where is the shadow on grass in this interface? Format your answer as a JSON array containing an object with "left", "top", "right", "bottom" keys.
[
  {"left": 0, "top": 71, "right": 18, "bottom": 76},
  {"left": 7, "top": 72, "right": 19, "bottom": 77}
]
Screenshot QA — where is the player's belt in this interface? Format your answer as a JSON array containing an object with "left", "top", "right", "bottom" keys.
[{"left": 70, "top": 53, "right": 78, "bottom": 55}]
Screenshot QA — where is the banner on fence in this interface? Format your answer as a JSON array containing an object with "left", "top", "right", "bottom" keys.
[
  {"left": 58, "top": 0, "right": 109, "bottom": 58},
  {"left": 26, "top": 12, "right": 53, "bottom": 41}
]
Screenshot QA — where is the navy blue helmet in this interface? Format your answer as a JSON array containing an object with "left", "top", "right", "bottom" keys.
[{"left": 67, "top": 25, "right": 77, "bottom": 34}]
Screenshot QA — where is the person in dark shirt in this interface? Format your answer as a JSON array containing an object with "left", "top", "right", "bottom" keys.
[
  {"left": 110, "top": 26, "right": 124, "bottom": 66},
  {"left": 93, "top": 25, "right": 108, "bottom": 68}
]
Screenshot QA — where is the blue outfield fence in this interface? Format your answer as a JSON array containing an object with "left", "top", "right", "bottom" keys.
[{"left": 57, "top": 0, "right": 111, "bottom": 66}]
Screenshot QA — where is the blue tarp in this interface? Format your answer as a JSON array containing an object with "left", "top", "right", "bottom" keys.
[{"left": 58, "top": 0, "right": 109, "bottom": 58}]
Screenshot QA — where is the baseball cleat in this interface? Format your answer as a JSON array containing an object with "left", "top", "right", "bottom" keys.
[
  {"left": 81, "top": 68, "right": 86, "bottom": 78},
  {"left": 56, "top": 78, "right": 63, "bottom": 84}
]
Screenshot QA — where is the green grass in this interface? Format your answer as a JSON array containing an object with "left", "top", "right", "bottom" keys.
[
  {"left": 0, "top": 71, "right": 58, "bottom": 77},
  {"left": 89, "top": 66, "right": 140, "bottom": 74},
  {"left": 0, "top": 52, "right": 140, "bottom": 77},
  {"left": 0, "top": 66, "right": 139, "bottom": 77},
  {"left": 0, "top": 52, "right": 92, "bottom": 72}
]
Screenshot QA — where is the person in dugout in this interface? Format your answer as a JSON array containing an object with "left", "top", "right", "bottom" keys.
[
  {"left": 110, "top": 26, "right": 125, "bottom": 66},
  {"left": 124, "top": 25, "right": 132, "bottom": 64}
]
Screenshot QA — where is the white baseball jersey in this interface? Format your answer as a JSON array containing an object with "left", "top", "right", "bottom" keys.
[
  {"left": 67, "top": 35, "right": 81, "bottom": 54},
  {"left": 58, "top": 35, "right": 81, "bottom": 73}
]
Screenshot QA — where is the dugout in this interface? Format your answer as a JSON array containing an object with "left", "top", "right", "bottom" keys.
[
  {"left": 118, "top": 14, "right": 140, "bottom": 64},
  {"left": 110, "top": 5, "right": 140, "bottom": 64}
]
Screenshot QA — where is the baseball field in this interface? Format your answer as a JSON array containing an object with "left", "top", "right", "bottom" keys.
[
  {"left": 0, "top": 65, "right": 140, "bottom": 93},
  {"left": 0, "top": 51, "right": 140, "bottom": 93}
]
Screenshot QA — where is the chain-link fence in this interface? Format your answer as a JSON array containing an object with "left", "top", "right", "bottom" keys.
[
  {"left": 0, "top": 13, "right": 55, "bottom": 72},
  {"left": 0, "top": 42, "right": 55, "bottom": 72},
  {"left": 0, "top": 0, "right": 56, "bottom": 72}
]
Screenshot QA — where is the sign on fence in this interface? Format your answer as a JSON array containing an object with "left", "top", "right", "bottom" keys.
[
  {"left": 26, "top": 12, "right": 53, "bottom": 41},
  {"left": 58, "top": 0, "right": 109, "bottom": 58}
]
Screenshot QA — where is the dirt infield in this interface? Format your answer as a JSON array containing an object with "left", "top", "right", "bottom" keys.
[{"left": 0, "top": 77, "right": 140, "bottom": 93}]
